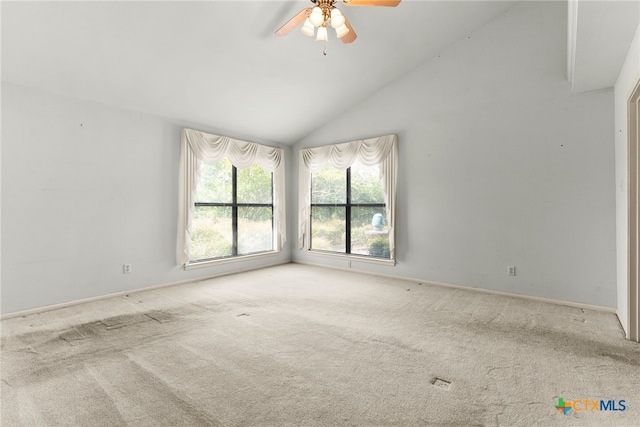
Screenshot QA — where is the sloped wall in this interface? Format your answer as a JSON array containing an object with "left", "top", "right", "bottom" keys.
[{"left": 293, "top": 1, "right": 617, "bottom": 308}]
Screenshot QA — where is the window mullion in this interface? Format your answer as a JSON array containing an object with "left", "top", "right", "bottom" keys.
[
  {"left": 232, "top": 166, "right": 238, "bottom": 256},
  {"left": 346, "top": 167, "right": 351, "bottom": 254}
]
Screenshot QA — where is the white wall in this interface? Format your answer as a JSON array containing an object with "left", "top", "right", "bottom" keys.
[
  {"left": 293, "top": 1, "right": 618, "bottom": 308},
  {"left": 1, "top": 1, "right": 623, "bottom": 315},
  {"left": 614, "top": 24, "right": 640, "bottom": 335},
  {"left": 1, "top": 82, "right": 292, "bottom": 314}
]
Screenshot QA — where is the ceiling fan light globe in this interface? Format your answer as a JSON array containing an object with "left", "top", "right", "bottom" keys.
[
  {"left": 301, "top": 18, "right": 315, "bottom": 37},
  {"left": 310, "top": 7, "right": 324, "bottom": 26},
  {"left": 335, "top": 23, "right": 350, "bottom": 39},
  {"left": 316, "top": 26, "right": 328, "bottom": 42},
  {"left": 330, "top": 9, "right": 345, "bottom": 28}
]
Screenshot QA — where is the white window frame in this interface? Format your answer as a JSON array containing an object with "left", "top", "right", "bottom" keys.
[
  {"left": 177, "top": 128, "right": 286, "bottom": 268},
  {"left": 298, "top": 135, "right": 398, "bottom": 262}
]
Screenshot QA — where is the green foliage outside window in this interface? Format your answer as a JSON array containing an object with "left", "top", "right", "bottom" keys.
[
  {"left": 368, "top": 237, "right": 390, "bottom": 258},
  {"left": 191, "top": 159, "right": 273, "bottom": 261},
  {"left": 196, "top": 158, "right": 232, "bottom": 203},
  {"left": 311, "top": 160, "right": 389, "bottom": 259}
]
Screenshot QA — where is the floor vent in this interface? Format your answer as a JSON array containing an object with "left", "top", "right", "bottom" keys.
[{"left": 432, "top": 378, "right": 451, "bottom": 390}]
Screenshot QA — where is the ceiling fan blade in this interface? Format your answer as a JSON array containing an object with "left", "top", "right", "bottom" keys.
[
  {"left": 275, "top": 8, "right": 312, "bottom": 36},
  {"left": 342, "top": 0, "right": 401, "bottom": 6},
  {"left": 340, "top": 17, "right": 357, "bottom": 44}
]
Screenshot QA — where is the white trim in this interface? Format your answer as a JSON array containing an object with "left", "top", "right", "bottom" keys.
[
  {"left": 184, "top": 251, "right": 280, "bottom": 270},
  {"left": 567, "top": 0, "right": 578, "bottom": 85},
  {"left": 2, "top": 260, "right": 617, "bottom": 321},
  {"left": 616, "top": 309, "right": 627, "bottom": 336},
  {"left": 306, "top": 250, "right": 396, "bottom": 266},
  {"left": 627, "top": 77, "right": 640, "bottom": 342},
  {"left": 0, "top": 260, "right": 289, "bottom": 320},
  {"left": 293, "top": 260, "right": 617, "bottom": 314}
]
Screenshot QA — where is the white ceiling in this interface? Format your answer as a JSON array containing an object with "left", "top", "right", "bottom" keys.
[
  {"left": 1, "top": 0, "right": 517, "bottom": 145},
  {"left": 568, "top": 0, "right": 639, "bottom": 94}
]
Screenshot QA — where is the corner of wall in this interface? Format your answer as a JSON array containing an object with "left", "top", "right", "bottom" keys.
[{"left": 613, "top": 21, "right": 640, "bottom": 338}]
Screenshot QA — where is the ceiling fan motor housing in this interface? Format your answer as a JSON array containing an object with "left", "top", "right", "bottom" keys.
[{"left": 312, "top": 0, "right": 338, "bottom": 25}]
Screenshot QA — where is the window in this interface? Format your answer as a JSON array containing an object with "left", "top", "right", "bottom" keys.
[
  {"left": 310, "top": 159, "right": 390, "bottom": 258},
  {"left": 177, "top": 128, "right": 286, "bottom": 268},
  {"left": 298, "top": 135, "right": 398, "bottom": 263},
  {"left": 191, "top": 159, "right": 273, "bottom": 261}
]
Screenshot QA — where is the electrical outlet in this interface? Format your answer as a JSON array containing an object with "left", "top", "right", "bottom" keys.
[
  {"left": 347, "top": 261, "right": 351, "bottom": 268},
  {"left": 123, "top": 264, "right": 132, "bottom": 274},
  {"left": 507, "top": 266, "right": 516, "bottom": 276}
]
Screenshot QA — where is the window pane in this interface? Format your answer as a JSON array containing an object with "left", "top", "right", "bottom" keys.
[
  {"left": 196, "top": 159, "right": 232, "bottom": 203},
  {"left": 312, "top": 163, "right": 346, "bottom": 204},
  {"left": 351, "top": 159, "right": 384, "bottom": 204},
  {"left": 238, "top": 207, "right": 273, "bottom": 254},
  {"left": 351, "top": 206, "right": 390, "bottom": 258},
  {"left": 190, "top": 206, "right": 233, "bottom": 260},
  {"left": 237, "top": 163, "right": 272, "bottom": 204},
  {"left": 311, "top": 206, "right": 346, "bottom": 252}
]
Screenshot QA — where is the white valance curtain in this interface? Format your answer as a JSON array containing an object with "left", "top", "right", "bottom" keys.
[
  {"left": 298, "top": 134, "right": 398, "bottom": 259},
  {"left": 177, "top": 128, "right": 286, "bottom": 265}
]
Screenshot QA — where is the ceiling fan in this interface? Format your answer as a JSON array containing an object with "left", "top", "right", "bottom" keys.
[{"left": 276, "top": 0, "right": 402, "bottom": 47}]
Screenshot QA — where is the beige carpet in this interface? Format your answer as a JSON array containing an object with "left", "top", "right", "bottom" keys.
[{"left": 1, "top": 263, "right": 639, "bottom": 426}]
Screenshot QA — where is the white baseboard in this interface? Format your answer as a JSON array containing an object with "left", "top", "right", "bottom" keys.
[
  {"left": 293, "top": 260, "right": 618, "bottom": 315},
  {"left": 0, "top": 260, "right": 290, "bottom": 321},
  {"left": 2, "top": 259, "right": 617, "bottom": 320},
  {"left": 616, "top": 309, "right": 630, "bottom": 339}
]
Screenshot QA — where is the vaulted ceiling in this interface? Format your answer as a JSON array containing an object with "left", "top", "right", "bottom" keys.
[
  {"left": 1, "top": 1, "right": 516, "bottom": 144},
  {"left": 568, "top": 0, "right": 639, "bottom": 94},
  {"left": 2, "top": 1, "right": 638, "bottom": 145}
]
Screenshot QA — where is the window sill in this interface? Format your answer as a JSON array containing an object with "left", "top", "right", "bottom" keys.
[
  {"left": 184, "top": 251, "right": 279, "bottom": 270},
  {"left": 306, "top": 250, "right": 396, "bottom": 266}
]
